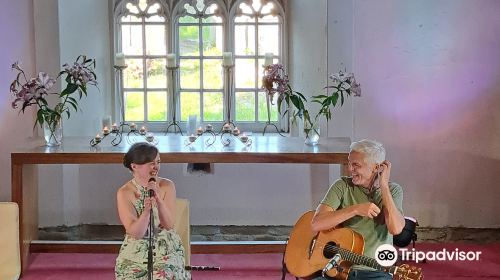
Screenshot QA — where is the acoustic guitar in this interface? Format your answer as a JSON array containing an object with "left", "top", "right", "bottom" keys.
[{"left": 284, "top": 211, "right": 422, "bottom": 280}]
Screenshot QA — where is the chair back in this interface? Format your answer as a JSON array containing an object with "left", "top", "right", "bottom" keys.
[
  {"left": 174, "top": 198, "right": 190, "bottom": 266},
  {"left": 0, "top": 202, "right": 20, "bottom": 280}
]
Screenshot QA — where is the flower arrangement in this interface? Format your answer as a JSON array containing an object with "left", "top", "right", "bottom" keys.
[
  {"left": 262, "top": 64, "right": 307, "bottom": 121},
  {"left": 312, "top": 69, "right": 361, "bottom": 122},
  {"left": 262, "top": 64, "right": 361, "bottom": 143},
  {"left": 10, "top": 55, "right": 98, "bottom": 145}
]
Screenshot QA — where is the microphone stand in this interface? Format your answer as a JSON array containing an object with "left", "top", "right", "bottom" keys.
[{"left": 147, "top": 189, "right": 155, "bottom": 280}]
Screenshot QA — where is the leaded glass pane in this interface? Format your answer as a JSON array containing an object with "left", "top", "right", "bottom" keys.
[
  {"left": 124, "top": 59, "right": 144, "bottom": 88},
  {"left": 121, "top": 15, "right": 141, "bottom": 22},
  {"left": 203, "top": 92, "right": 223, "bottom": 121},
  {"left": 146, "top": 58, "right": 167, "bottom": 88},
  {"left": 235, "top": 91, "right": 255, "bottom": 121},
  {"left": 203, "top": 59, "right": 222, "bottom": 89},
  {"left": 180, "top": 59, "right": 200, "bottom": 89},
  {"left": 180, "top": 92, "right": 200, "bottom": 121},
  {"left": 179, "top": 26, "right": 200, "bottom": 56},
  {"left": 147, "top": 91, "right": 167, "bottom": 121},
  {"left": 125, "top": 91, "right": 144, "bottom": 121},
  {"left": 235, "top": 58, "right": 255, "bottom": 88},
  {"left": 257, "top": 91, "right": 278, "bottom": 122},
  {"left": 145, "top": 15, "right": 165, "bottom": 22},
  {"left": 146, "top": 25, "right": 166, "bottom": 55},
  {"left": 179, "top": 15, "right": 197, "bottom": 23},
  {"left": 258, "top": 25, "right": 279, "bottom": 56},
  {"left": 235, "top": 25, "right": 255, "bottom": 55},
  {"left": 202, "top": 25, "right": 223, "bottom": 56},
  {"left": 121, "top": 25, "right": 143, "bottom": 55}
]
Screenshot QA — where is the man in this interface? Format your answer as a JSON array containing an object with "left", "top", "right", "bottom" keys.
[{"left": 311, "top": 139, "right": 405, "bottom": 280}]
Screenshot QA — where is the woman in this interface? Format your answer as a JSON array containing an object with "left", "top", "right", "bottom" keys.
[{"left": 115, "top": 142, "right": 190, "bottom": 280}]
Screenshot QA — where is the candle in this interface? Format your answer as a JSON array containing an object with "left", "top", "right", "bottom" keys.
[
  {"left": 102, "top": 126, "right": 110, "bottom": 135},
  {"left": 264, "top": 52, "right": 273, "bottom": 66},
  {"left": 223, "top": 123, "right": 231, "bottom": 131},
  {"left": 130, "top": 122, "right": 137, "bottom": 130},
  {"left": 139, "top": 126, "right": 147, "bottom": 134},
  {"left": 95, "top": 134, "right": 102, "bottom": 142},
  {"left": 167, "top": 53, "right": 176, "bottom": 68},
  {"left": 196, "top": 126, "right": 203, "bottom": 135},
  {"left": 188, "top": 134, "right": 196, "bottom": 143},
  {"left": 112, "top": 123, "right": 118, "bottom": 131},
  {"left": 145, "top": 132, "right": 154, "bottom": 142},
  {"left": 205, "top": 124, "right": 213, "bottom": 131},
  {"left": 115, "top": 53, "right": 126, "bottom": 67},
  {"left": 239, "top": 134, "right": 249, "bottom": 143},
  {"left": 222, "top": 52, "right": 233, "bottom": 66},
  {"left": 233, "top": 127, "right": 240, "bottom": 136}
]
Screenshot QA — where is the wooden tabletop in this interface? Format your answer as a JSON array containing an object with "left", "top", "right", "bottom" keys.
[{"left": 11, "top": 136, "right": 351, "bottom": 164}]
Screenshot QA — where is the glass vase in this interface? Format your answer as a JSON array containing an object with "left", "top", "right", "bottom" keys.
[
  {"left": 43, "top": 119, "right": 63, "bottom": 146},
  {"left": 303, "top": 121, "right": 320, "bottom": 146}
]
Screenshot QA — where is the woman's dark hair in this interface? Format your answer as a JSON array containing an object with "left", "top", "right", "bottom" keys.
[{"left": 123, "top": 142, "right": 159, "bottom": 171}]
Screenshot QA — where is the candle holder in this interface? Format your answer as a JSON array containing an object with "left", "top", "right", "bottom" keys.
[
  {"left": 89, "top": 124, "right": 156, "bottom": 147},
  {"left": 89, "top": 122, "right": 128, "bottom": 147},
  {"left": 219, "top": 127, "right": 252, "bottom": 147},
  {"left": 164, "top": 65, "right": 183, "bottom": 135},
  {"left": 219, "top": 64, "right": 237, "bottom": 134},
  {"left": 184, "top": 126, "right": 217, "bottom": 147}
]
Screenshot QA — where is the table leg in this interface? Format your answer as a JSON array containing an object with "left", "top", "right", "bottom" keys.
[{"left": 11, "top": 163, "right": 38, "bottom": 273}]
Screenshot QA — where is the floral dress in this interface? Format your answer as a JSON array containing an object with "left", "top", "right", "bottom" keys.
[{"left": 115, "top": 180, "right": 191, "bottom": 280}]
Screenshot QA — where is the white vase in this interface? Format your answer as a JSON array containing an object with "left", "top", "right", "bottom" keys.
[{"left": 43, "top": 119, "right": 63, "bottom": 146}]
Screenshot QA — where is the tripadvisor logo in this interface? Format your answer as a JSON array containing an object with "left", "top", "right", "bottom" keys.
[
  {"left": 375, "top": 244, "right": 482, "bottom": 266},
  {"left": 375, "top": 244, "right": 398, "bottom": 266}
]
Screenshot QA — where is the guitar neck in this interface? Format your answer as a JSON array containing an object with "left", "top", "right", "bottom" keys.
[{"left": 336, "top": 247, "right": 397, "bottom": 274}]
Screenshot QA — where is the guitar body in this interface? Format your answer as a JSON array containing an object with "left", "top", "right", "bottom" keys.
[{"left": 284, "top": 211, "right": 364, "bottom": 279}]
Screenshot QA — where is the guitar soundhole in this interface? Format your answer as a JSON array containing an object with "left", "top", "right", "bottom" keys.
[{"left": 324, "top": 241, "right": 339, "bottom": 259}]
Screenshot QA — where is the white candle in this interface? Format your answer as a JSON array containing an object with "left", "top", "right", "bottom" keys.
[
  {"left": 239, "top": 135, "right": 249, "bottom": 143},
  {"left": 102, "top": 126, "right": 110, "bottom": 135},
  {"left": 146, "top": 132, "right": 154, "bottom": 142},
  {"left": 167, "top": 53, "right": 176, "bottom": 68},
  {"left": 112, "top": 123, "right": 118, "bottom": 131},
  {"left": 264, "top": 53, "right": 274, "bottom": 66},
  {"left": 139, "top": 126, "right": 147, "bottom": 134},
  {"left": 115, "top": 53, "right": 126, "bottom": 67},
  {"left": 95, "top": 134, "right": 102, "bottom": 142},
  {"left": 233, "top": 127, "right": 240, "bottom": 136},
  {"left": 130, "top": 122, "right": 137, "bottom": 130},
  {"left": 223, "top": 123, "right": 231, "bottom": 131},
  {"left": 188, "top": 134, "right": 197, "bottom": 142},
  {"left": 196, "top": 127, "right": 203, "bottom": 135},
  {"left": 222, "top": 52, "right": 233, "bottom": 66},
  {"left": 205, "top": 124, "right": 213, "bottom": 131}
]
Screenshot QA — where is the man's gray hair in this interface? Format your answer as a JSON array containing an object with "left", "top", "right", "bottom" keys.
[{"left": 349, "top": 139, "right": 386, "bottom": 164}]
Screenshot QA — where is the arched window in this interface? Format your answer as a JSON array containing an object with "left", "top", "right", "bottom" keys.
[
  {"left": 114, "top": 0, "right": 170, "bottom": 127},
  {"left": 114, "top": 0, "right": 285, "bottom": 132},
  {"left": 231, "top": 0, "right": 285, "bottom": 128},
  {"left": 174, "top": 0, "right": 225, "bottom": 123}
]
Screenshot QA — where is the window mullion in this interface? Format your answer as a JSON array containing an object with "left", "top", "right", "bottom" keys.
[
  {"left": 142, "top": 18, "right": 148, "bottom": 123},
  {"left": 254, "top": 18, "right": 259, "bottom": 122},
  {"left": 199, "top": 19, "right": 204, "bottom": 123}
]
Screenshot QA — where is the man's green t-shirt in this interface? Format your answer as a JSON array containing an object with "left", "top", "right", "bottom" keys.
[{"left": 320, "top": 176, "right": 404, "bottom": 269}]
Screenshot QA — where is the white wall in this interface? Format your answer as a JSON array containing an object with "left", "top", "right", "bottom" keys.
[
  {"left": 351, "top": 0, "right": 500, "bottom": 227},
  {"left": 0, "top": 0, "right": 36, "bottom": 201}
]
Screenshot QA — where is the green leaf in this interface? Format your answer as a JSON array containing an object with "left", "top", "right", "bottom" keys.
[
  {"left": 277, "top": 95, "right": 283, "bottom": 115},
  {"left": 61, "top": 83, "right": 78, "bottom": 96}
]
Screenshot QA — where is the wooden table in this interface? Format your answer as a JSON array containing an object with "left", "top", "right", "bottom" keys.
[{"left": 11, "top": 136, "right": 350, "bottom": 271}]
